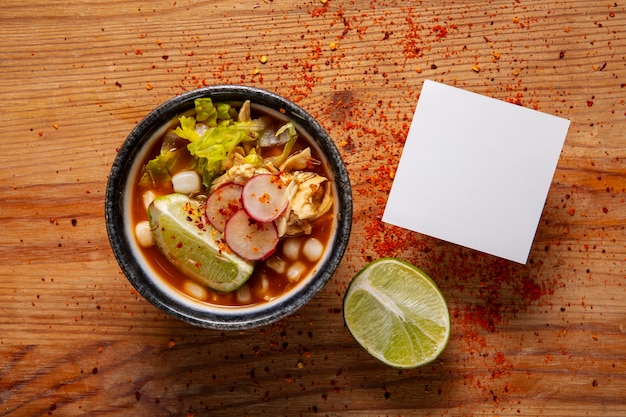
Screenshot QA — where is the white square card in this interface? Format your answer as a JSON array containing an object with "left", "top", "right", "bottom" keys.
[{"left": 382, "top": 80, "right": 570, "bottom": 264}]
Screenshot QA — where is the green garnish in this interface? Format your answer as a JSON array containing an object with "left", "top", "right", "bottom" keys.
[
  {"left": 140, "top": 98, "right": 298, "bottom": 190},
  {"left": 176, "top": 115, "right": 258, "bottom": 188},
  {"left": 267, "top": 122, "right": 298, "bottom": 167},
  {"left": 139, "top": 148, "right": 177, "bottom": 188}
]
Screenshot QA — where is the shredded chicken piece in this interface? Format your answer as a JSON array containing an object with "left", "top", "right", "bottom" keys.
[
  {"left": 220, "top": 148, "right": 246, "bottom": 171},
  {"left": 238, "top": 100, "right": 251, "bottom": 122},
  {"left": 275, "top": 170, "right": 333, "bottom": 236},
  {"left": 275, "top": 181, "right": 299, "bottom": 237},
  {"left": 210, "top": 142, "right": 333, "bottom": 237},
  {"left": 290, "top": 171, "right": 332, "bottom": 220},
  {"left": 210, "top": 162, "right": 271, "bottom": 192},
  {"left": 279, "top": 147, "right": 318, "bottom": 173},
  {"left": 283, "top": 214, "right": 313, "bottom": 236}
]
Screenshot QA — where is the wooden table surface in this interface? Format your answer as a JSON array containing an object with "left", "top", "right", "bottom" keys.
[{"left": 1, "top": 0, "right": 625, "bottom": 416}]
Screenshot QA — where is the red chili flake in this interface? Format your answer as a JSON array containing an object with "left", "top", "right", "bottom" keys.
[
  {"left": 568, "top": 207, "right": 576, "bottom": 216},
  {"left": 463, "top": 304, "right": 498, "bottom": 332},
  {"left": 602, "top": 207, "right": 609, "bottom": 214},
  {"left": 258, "top": 193, "right": 271, "bottom": 204},
  {"left": 491, "top": 351, "right": 513, "bottom": 378},
  {"left": 587, "top": 100, "right": 594, "bottom": 107},
  {"left": 521, "top": 277, "right": 542, "bottom": 301},
  {"left": 432, "top": 24, "right": 448, "bottom": 38}
]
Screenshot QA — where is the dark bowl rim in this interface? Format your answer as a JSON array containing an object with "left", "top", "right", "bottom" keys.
[{"left": 105, "top": 85, "right": 352, "bottom": 330}]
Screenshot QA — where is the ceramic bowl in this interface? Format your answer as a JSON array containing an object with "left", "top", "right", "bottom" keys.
[{"left": 105, "top": 85, "right": 352, "bottom": 330}]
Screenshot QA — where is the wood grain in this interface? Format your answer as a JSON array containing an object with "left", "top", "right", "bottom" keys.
[{"left": 1, "top": 0, "right": 625, "bottom": 416}]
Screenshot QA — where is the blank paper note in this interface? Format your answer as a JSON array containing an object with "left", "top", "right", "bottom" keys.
[{"left": 382, "top": 80, "right": 570, "bottom": 264}]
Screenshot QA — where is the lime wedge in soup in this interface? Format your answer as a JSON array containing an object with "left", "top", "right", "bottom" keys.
[{"left": 148, "top": 193, "right": 254, "bottom": 293}]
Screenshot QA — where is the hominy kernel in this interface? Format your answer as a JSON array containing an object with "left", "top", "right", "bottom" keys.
[
  {"left": 172, "top": 170, "right": 201, "bottom": 194},
  {"left": 183, "top": 280, "right": 208, "bottom": 301},
  {"left": 259, "top": 55, "right": 268, "bottom": 64},
  {"left": 303, "top": 238, "right": 323, "bottom": 262},
  {"left": 286, "top": 262, "right": 306, "bottom": 283},
  {"left": 258, "top": 275, "right": 270, "bottom": 294},
  {"left": 135, "top": 221, "right": 154, "bottom": 248},
  {"left": 236, "top": 285, "right": 252, "bottom": 304},
  {"left": 282, "top": 238, "right": 302, "bottom": 260},
  {"left": 266, "top": 257, "right": 286, "bottom": 274},
  {"left": 142, "top": 191, "right": 156, "bottom": 210}
]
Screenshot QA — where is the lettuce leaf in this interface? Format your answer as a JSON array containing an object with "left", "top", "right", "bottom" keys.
[
  {"left": 194, "top": 98, "right": 218, "bottom": 125},
  {"left": 216, "top": 102, "right": 233, "bottom": 121},
  {"left": 194, "top": 98, "right": 235, "bottom": 126},
  {"left": 139, "top": 148, "right": 182, "bottom": 188},
  {"left": 267, "top": 122, "right": 298, "bottom": 167},
  {"left": 168, "top": 98, "right": 294, "bottom": 188},
  {"left": 173, "top": 116, "right": 200, "bottom": 141},
  {"left": 244, "top": 148, "right": 261, "bottom": 166},
  {"left": 180, "top": 121, "right": 257, "bottom": 187}
]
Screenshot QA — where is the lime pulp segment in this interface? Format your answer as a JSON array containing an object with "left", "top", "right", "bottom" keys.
[
  {"left": 148, "top": 193, "right": 254, "bottom": 293},
  {"left": 343, "top": 258, "right": 450, "bottom": 369}
]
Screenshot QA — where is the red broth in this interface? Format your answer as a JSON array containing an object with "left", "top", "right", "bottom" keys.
[{"left": 131, "top": 103, "right": 336, "bottom": 307}]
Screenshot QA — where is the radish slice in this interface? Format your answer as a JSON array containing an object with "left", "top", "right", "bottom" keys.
[
  {"left": 224, "top": 210, "right": 279, "bottom": 261},
  {"left": 242, "top": 174, "right": 289, "bottom": 222},
  {"left": 205, "top": 183, "right": 243, "bottom": 233}
]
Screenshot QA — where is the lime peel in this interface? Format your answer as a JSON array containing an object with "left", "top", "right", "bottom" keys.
[
  {"left": 148, "top": 193, "right": 255, "bottom": 293},
  {"left": 343, "top": 257, "right": 450, "bottom": 369}
]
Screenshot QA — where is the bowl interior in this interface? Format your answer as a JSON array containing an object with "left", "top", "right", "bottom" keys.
[{"left": 105, "top": 86, "right": 352, "bottom": 330}]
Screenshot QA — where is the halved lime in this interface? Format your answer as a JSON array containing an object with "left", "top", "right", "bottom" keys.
[
  {"left": 148, "top": 193, "right": 255, "bottom": 293},
  {"left": 343, "top": 258, "right": 450, "bottom": 369}
]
